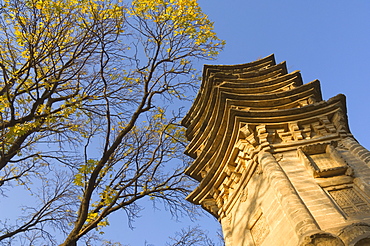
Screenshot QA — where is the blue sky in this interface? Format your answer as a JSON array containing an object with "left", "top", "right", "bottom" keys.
[
  {"left": 112, "top": 1, "right": 370, "bottom": 245},
  {"left": 2, "top": 1, "right": 370, "bottom": 245},
  {"left": 199, "top": 0, "right": 370, "bottom": 150}
]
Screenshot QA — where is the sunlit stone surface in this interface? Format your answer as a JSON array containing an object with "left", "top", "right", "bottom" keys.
[{"left": 182, "top": 55, "right": 370, "bottom": 246}]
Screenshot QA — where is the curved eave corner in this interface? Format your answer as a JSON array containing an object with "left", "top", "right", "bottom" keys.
[{"left": 181, "top": 54, "right": 276, "bottom": 129}]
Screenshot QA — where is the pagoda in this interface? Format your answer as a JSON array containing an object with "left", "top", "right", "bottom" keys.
[{"left": 182, "top": 55, "right": 370, "bottom": 246}]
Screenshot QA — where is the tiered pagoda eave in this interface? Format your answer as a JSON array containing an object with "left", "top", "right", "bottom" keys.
[{"left": 182, "top": 55, "right": 370, "bottom": 246}]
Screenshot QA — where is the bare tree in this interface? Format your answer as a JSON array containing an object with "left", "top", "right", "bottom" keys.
[{"left": 166, "top": 226, "right": 225, "bottom": 246}]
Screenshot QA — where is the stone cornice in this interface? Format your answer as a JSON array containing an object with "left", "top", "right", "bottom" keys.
[
  {"left": 185, "top": 92, "right": 347, "bottom": 169},
  {"left": 184, "top": 79, "right": 322, "bottom": 151},
  {"left": 186, "top": 96, "right": 349, "bottom": 208}
]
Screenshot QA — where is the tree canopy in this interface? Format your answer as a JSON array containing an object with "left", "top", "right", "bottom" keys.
[{"left": 0, "top": 0, "right": 224, "bottom": 244}]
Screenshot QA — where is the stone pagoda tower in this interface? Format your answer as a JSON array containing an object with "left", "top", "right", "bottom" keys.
[{"left": 182, "top": 55, "right": 370, "bottom": 246}]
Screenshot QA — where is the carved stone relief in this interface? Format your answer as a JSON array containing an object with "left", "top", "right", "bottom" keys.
[
  {"left": 274, "top": 153, "right": 283, "bottom": 162},
  {"left": 297, "top": 142, "right": 370, "bottom": 219},
  {"left": 236, "top": 114, "right": 341, "bottom": 151},
  {"left": 202, "top": 197, "right": 219, "bottom": 216},
  {"left": 327, "top": 186, "right": 370, "bottom": 217},
  {"left": 240, "top": 187, "right": 248, "bottom": 202},
  {"left": 250, "top": 212, "right": 269, "bottom": 246}
]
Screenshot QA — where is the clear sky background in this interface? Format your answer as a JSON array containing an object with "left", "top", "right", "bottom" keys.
[
  {"left": 3, "top": 1, "right": 370, "bottom": 245},
  {"left": 110, "top": 1, "right": 370, "bottom": 245}
]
